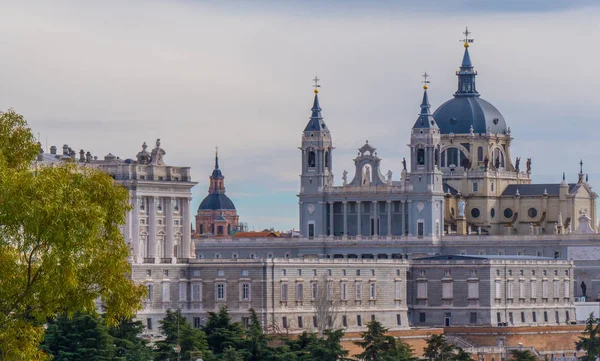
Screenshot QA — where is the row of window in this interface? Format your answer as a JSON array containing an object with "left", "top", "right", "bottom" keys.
[
  {"left": 138, "top": 218, "right": 182, "bottom": 226},
  {"left": 138, "top": 198, "right": 181, "bottom": 213},
  {"left": 497, "top": 280, "right": 570, "bottom": 299},
  {"left": 280, "top": 313, "right": 402, "bottom": 329},
  {"left": 468, "top": 206, "right": 539, "bottom": 220},
  {"left": 280, "top": 280, "right": 398, "bottom": 301},
  {"left": 416, "top": 281, "right": 479, "bottom": 300},
  {"left": 281, "top": 268, "right": 393, "bottom": 277},
  {"left": 145, "top": 282, "right": 251, "bottom": 303},
  {"left": 497, "top": 269, "right": 568, "bottom": 276}
]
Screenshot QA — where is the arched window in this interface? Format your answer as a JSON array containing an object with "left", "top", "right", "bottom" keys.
[
  {"left": 477, "top": 146, "right": 483, "bottom": 162},
  {"left": 417, "top": 149, "right": 425, "bottom": 165},
  {"left": 324, "top": 151, "right": 329, "bottom": 169},
  {"left": 491, "top": 147, "right": 506, "bottom": 169},
  {"left": 308, "top": 151, "right": 316, "bottom": 168},
  {"left": 434, "top": 148, "right": 440, "bottom": 167},
  {"left": 441, "top": 147, "right": 467, "bottom": 168}
]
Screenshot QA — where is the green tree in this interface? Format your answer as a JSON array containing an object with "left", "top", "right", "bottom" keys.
[
  {"left": 576, "top": 313, "right": 600, "bottom": 361},
  {"left": 453, "top": 349, "right": 475, "bottom": 361},
  {"left": 354, "top": 321, "right": 397, "bottom": 361},
  {"left": 385, "top": 338, "right": 417, "bottom": 361},
  {"left": 154, "top": 309, "right": 209, "bottom": 361},
  {"left": 244, "top": 309, "right": 271, "bottom": 361},
  {"left": 508, "top": 349, "right": 537, "bottom": 361},
  {"left": 0, "top": 109, "right": 145, "bottom": 360},
  {"left": 423, "top": 334, "right": 458, "bottom": 361},
  {"left": 109, "top": 317, "right": 153, "bottom": 361},
  {"left": 203, "top": 307, "right": 245, "bottom": 356},
  {"left": 41, "top": 312, "right": 115, "bottom": 361},
  {"left": 221, "top": 346, "right": 244, "bottom": 361}
]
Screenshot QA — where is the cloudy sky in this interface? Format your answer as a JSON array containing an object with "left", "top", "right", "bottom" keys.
[{"left": 2, "top": 0, "right": 600, "bottom": 231}]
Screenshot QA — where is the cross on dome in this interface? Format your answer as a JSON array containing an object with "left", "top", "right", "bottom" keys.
[
  {"left": 312, "top": 75, "right": 321, "bottom": 93},
  {"left": 422, "top": 71, "right": 430, "bottom": 89}
]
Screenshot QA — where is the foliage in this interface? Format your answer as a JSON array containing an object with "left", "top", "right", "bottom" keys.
[
  {"left": 508, "top": 349, "right": 537, "bottom": 361},
  {"left": 354, "top": 321, "right": 415, "bottom": 361},
  {"left": 154, "top": 309, "right": 210, "bottom": 361},
  {"left": 41, "top": 312, "right": 116, "bottom": 361},
  {"left": 0, "top": 109, "right": 145, "bottom": 360},
  {"left": 423, "top": 334, "right": 458, "bottom": 361},
  {"left": 576, "top": 313, "right": 600, "bottom": 361},
  {"left": 453, "top": 348, "right": 475, "bottom": 361},
  {"left": 109, "top": 317, "right": 154, "bottom": 361},
  {"left": 243, "top": 309, "right": 271, "bottom": 361},
  {"left": 204, "top": 306, "right": 246, "bottom": 356}
]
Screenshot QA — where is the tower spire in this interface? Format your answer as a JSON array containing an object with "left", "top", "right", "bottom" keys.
[
  {"left": 214, "top": 146, "right": 219, "bottom": 169},
  {"left": 304, "top": 76, "right": 328, "bottom": 132},
  {"left": 413, "top": 72, "right": 438, "bottom": 129},
  {"left": 455, "top": 27, "right": 479, "bottom": 97}
]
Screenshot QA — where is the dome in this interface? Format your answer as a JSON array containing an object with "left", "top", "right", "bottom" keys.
[
  {"left": 198, "top": 193, "right": 236, "bottom": 211},
  {"left": 433, "top": 96, "right": 507, "bottom": 135}
]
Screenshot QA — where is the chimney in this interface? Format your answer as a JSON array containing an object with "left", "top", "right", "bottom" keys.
[
  {"left": 86, "top": 151, "right": 92, "bottom": 163},
  {"left": 79, "top": 149, "right": 85, "bottom": 162},
  {"left": 62, "top": 144, "right": 69, "bottom": 156},
  {"left": 50, "top": 145, "right": 57, "bottom": 155}
]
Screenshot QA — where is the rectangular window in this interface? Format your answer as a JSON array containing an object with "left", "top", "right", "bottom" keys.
[
  {"left": 509, "top": 312, "right": 514, "bottom": 325},
  {"left": 327, "top": 282, "right": 333, "bottom": 300},
  {"left": 473, "top": 182, "right": 478, "bottom": 192},
  {"left": 312, "top": 283, "right": 318, "bottom": 300},
  {"left": 355, "top": 282, "right": 362, "bottom": 300},
  {"left": 417, "top": 282, "right": 428, "bottom": 299},
  {"left": 298, "top": 269, "right": 302, "bottom": 276},
  {"left": 147, "top": 284, "right": 153, "bottom": 301},
  {"left": 313, "top": 316, "right": 317, "bottom": 328},
  {"left": 442, "top": 282, "right": 453, "bottom": 299},
  {"left": 542, "top": 281, "right": 549, "bottom": 298},
  {"left": 298, "top": 316, "right": 303, "bottom": 328},
  {"left": 242, "top": 317, "right": 250, "bottom": 327},
  {"left": 495, "top": 282, "right": 501, "bottom": 299},
  {"left": 342, "top": 282, "right": 348, "bottom": 300},
  {"left": 370, "top": 283, "right": 376, "bottom": 300},
  {"left": 417, "top": 222, "right": 424, "bottom": 237},
  {"left": 397, "top": 314, "right": 402, "bottom": 326},
  {"left": 507, "top": 282, "right": 514, "bottom": 299},
  {"left": 497, "top": 312, "right": 501, "bottom": 324},
  {"left": 147, "top": 318, "right": 153, "bottom": 330},
  {"left": 241, "top": 283, "right": 250, "bottom": 301},
  {"left": 296, "top": 283, "right": 304, "bottom": 301},
  {"left": 308, "top": 224, "right": 315, "bottom": 238},
  {"left": 216, "top": 283, "right": 226, "bottom": 300},
  {"left": 566, "top": 311, "right": 570, "bottom": 322},
  {"left": 520, "top": 312, "right": 525, "bottom": 323},
  {"left": 555, "top": 311, "right": 559, "bottom": 323},
  {"left": 342, "top": 315, "right": 348, "bottom": 327},
  {"left": 419, "top": 313, "right": 426, "bottom": 322},
  {"left": 282, "top": 269, "right": 287, "bottom": 276},
  {"left": 470, "top": 312, "right": 477, "bottom": 324},
  {"left": 532, "top": 312, "right": 537, "bottom": 322},
  {"left": 395, "top": 282, "right": 402, "bottom": 299},
  {"left": 281, "top": 283, "right": 288, "bottom": 302},
  {"left": 356, "top": 269, "right": 361, "bottom": 276},
  {"left": 357, "top": 315, "right": 362, "bottom": 326},
  {"left": 179, "top": 283, "right": 187, "bottom": 301},
  {"left": 519, "top": 281, "right": 525, "bottom": 299},
  {"left": 371, "top": 315, "right": 375, "bottom": 322},
  {"left": 282, "top": 317, "right": 288, "bottom": 329},
  {"left": 193, "top": 317, "right": 201, "bottom": 328},
  {"left": 192, "top": 283, "right": 202, "bottom": 301},
  {"left": 544, "top": 311, "right": 548, "bottom": 322},
  {"left": 162, "top": 283, "right": 170, "bottom": 302},
  {"left": 553, "top": 281, "right": 560, "bottom": 298},
  {"left": 530, "top": 281, "right": 536, "bottom": 299},
  {"left": 468, "top": 282, "right": 479, "bottom": 299},
  {"left": 564, "top": 281, "right": 570, "bottom": 298}
]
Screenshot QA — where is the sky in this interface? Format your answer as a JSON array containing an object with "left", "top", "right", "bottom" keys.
[{"left": 1, "top": 0, "right": 600, "bottom": 231}]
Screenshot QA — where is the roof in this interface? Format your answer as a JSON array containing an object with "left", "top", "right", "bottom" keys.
[
  {"left": 443, "top": 183, "right": 459, "bottom": 195},
  {"left": 233, "top": 231, "right": 280, "bottom": 238},
  {"left": 415, "top": 254, "right": 556, "bottom": 261},
  {"left": 501, "top": 183, "right": 578, "bottom": 196},
  {"left": 198, "top": 193, "right": 236, "bottom": 211},
  {"left": 304, "top": 93, "right": 329, "bottom": 132},
  {"left": 412, "top": 89, "right": 439, "bottom": 129},
  {"left": 433, "top": 96, "right": 506, "bottom": 134}
]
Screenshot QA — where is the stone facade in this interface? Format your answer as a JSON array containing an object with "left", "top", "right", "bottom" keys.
[{"left": 408, "top": 255, "right": 575, "bottom": 328}]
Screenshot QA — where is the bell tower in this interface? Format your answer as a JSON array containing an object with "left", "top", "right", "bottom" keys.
[{"left": 299, "top": 77, "right": 334, "bottom": 237}]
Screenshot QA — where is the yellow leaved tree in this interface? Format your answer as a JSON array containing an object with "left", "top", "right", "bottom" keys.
[{"left": 0, "top": 110, "right": 146, "bottom": 360}]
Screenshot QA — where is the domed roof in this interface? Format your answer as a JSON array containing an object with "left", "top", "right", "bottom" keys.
[
  {"left": 198, "top": 193, "right": 236, "bottom": 211},
  {"left": 433, "top": 96, "right": 507, "bottom": 134}
]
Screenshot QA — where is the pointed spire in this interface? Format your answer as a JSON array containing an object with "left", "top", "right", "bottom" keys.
[
  {"left": 413, "top": 72, "right": 438, "bottom": 129},
  {"left": 214, "top": 146, "right": 220, "bottom": 169},
  {"left": 211, "top": 147, "right": 223, "bottom": 179},
  {"left": 455, "top": 27, "right": 479, "bottom": 98},
  {"left": 304, "top": 76, "right": 328, "bottom": 132}
]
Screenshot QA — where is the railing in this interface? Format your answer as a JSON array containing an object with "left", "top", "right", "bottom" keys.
[
  {"left": 143, "top": 257, "right": 155, "bottom": 264},
  {"left": 160, "top": 258, "right": 172, "bottom": 264},
  {"left": 177, "top": 258, "right": 189, "bottom": 264},
  {"left": 447, "top": 336, "right": 475, "bottom": 349}
]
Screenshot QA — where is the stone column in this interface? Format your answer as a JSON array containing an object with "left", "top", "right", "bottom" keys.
[
  {"left": 132, "top": 196, "right": 140, "bottom": 263},
  {"left": 182, "top": 197, "right": 191, "bottom": 259},
  {"left": 387, "top": 201, "right": 392, "bottom": 237},
  {"left": 407, "top": 200, "right": 413, "bottom": 236},
  {"left": 299, "top": 202, "right": 304, "bottom": 237},
  {"left": 343, "top": 201, "right": 348, "bottom": 236},
  {"left": 401, "top": 200, "right": 406, "bottom": 236},
  {"left": 372, "top": 201, "right": 378, "bottom": 236},
  {"left": 148, "top": 197, "right": 157, "bottom": 262},
  {"left": 357, "top": 201, "right": 362, "bottom": 238},
  {"left": 165, "top": 197, "right": 174, "bottom": 260},
  {"left": 329, "top": 202, "right": 334, "bottom": 237}
]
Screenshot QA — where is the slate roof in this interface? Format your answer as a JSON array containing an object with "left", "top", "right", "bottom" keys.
[
  {"left": 433, "top": 96, "right": 506, "bottom": 134},
  {"left": 501, "top": 183, "right": 578, "bottom": 196},
  {"left": 304, "top": 93, "right": 328, "bottom": 132},
  {"left": 415, "top": 254, "right": 556, "bottom": 261},
  {"left": 443, "top": 183, "right": 459, "bottom": 195},
  {"left": 412, "top": 90, "right": 439, "bottom": 129},
  {"left": 198, "top": 193, "right": 236, "bottom": 211}
]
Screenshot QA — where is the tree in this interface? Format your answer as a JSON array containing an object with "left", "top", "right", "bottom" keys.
[
  {"left": 0, "top": 109, "right": 145, "bottom": 360},
  {"left": 453, "top": 349, "right": 475, "bottom": 361},
  {"left": 154, "top": 309, "right": 209, "bottom": 361},
  {"left": 109, "top": 317, "right": 153, "bottom": 361},
  {"left": 244, "top": 309, "right": 271, "bottom": 361},
  {"left": 41, "top": 312, "right": 115, "bottom": 361},
  {"left": 576, "top": 313, "right": 600, "bottom": 361},
  {"left": 203, "top": 306, "right": 245, "bottom": 356},
  {"left": 423, "top": 334, "right": 458, "bottom": 361},
  {"left": 508, "top": 349, "right": 537, "bottom": 361},
  {"left": 354, "top": 321, "right": 398, "bottom": 361},
  {"left": 313, "top": 274, "right": 340, "bottom": 335}
]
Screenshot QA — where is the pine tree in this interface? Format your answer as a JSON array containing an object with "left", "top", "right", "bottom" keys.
[
  {"left": 423, "top": 334, "right": 458, "bottom": 361},
  {"left": 576, "top": 313, "right": 600, "bottom": 361},
  {"left": 154, "top": 309, "right": 209, "bottom": 361},
  {"left": 354, "top": 321, "right": 397, "bottom": 361},
  {"left": 108, "top": 317, "right": 153, "bottom": 361}
]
